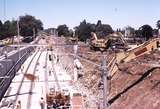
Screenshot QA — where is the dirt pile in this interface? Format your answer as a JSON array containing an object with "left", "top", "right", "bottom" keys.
[
  {"left": 77, "top": 43, "right": 160, "bottom": 109},
  {"left": 108, "top": 50, "right": 160, "bottom": 109}
]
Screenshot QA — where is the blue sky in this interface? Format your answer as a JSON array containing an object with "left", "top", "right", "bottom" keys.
[{"left": 0, "top": 0, "right": 159, "bottom": 30}]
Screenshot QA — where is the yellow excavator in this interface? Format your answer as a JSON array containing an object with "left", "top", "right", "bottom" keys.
[
  {"left": 90, "top": 32, "right": 109, "bottom": 51},
  {"left": 107, "top": 37, "right": 160, "bottom": 77},
  {"left": 2, "top": 38, "right": 14, "bottom": 45},
  {"left": 90, "top": 32, "right": 160, "bottom": 77}
]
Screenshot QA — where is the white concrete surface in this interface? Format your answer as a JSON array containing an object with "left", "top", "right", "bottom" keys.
[{"left": 0, "top": 47, "right": 77, "bottom": 109}]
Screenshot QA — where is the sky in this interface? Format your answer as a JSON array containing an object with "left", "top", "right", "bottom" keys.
[{"left": 0, "top": 0, "right": 160, "bottom": 30}]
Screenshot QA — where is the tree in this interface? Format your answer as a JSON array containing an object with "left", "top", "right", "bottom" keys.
[
  {"left": 139, "top": 25, "right": 153, "bottom": 41},
  {"left": 156, "top": 20, "right": 160, "bottom": 35},
  {"left": 74, "top": 20, "right": 95, "bottom": 42},
  {"left": 69, "top": 29, "right": 74, "bottom": 37},
  {"left": 125, "top": 26, "right": 135, "bottom": 36},
  {"left": 56, "top": 24, "right": 70, "bottom": 37},
  {"left": 95, "top": 20, "right": 113, "bottom": 38},
  {"left": 3, "top": 20, "right": 14, "bottom": 38},
  {"left": 19, "top": 15, "right": 43, "bottom": 37},
  {"left": 75, "top": 20, "right": 114, "bottom": 42},
  {"left": 0, "top": 20, "right": 2, "bottom": 30},
  {"left": 156, "top": 20, "right": 160, "bottom": 29},
  {"left": 0, "top": 20, "right": 17, "bottom": 39},
  {"left": 0, "top": 20, "right": 3, "bottom": 39},
  {"left": 135, "top": 29, "right": 142, "bottom": 37}
]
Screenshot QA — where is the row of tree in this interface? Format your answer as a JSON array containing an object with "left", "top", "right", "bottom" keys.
[
  {"left": 1, "top": 14, "right": 160, "bottom": 42},
  {"left": 56, "top": 20, "right": 114, "bottom": 42},
  {"left": 0, "top": 20, "right": 17, "bottom": 39},
  {"left": 0, "top": 15, "right": 43, "bottom": 40},
  {"left": 56, "top": 20, "right": 160, "bottom": 42}
]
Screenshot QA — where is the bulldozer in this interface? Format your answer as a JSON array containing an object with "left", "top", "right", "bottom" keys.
[
  {"left": 90, "top": 32, "right": 110, "bottom": 51},
  {"left": 90, "top": 32, "right": 129, "bottom": 51},
  {"left": 3, "top": 37, "right": 14, "bottom": 45}
]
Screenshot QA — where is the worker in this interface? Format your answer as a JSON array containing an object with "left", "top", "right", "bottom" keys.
[
  {"left": 39, "top": 97, "right": 45, "bottom": 109},
  {"left": 49, "top": 70, "right": 51, "bottom": 76},
  {"left": 57, "top": 55, "right": 59, "bottom": 63},
  {"left": 15, "top": 100, "right": 21, "bottom": 109}
]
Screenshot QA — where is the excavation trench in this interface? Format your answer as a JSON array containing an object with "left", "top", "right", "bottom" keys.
[{"left": 108, "top": 67, "right": 159, "bottom": 105}]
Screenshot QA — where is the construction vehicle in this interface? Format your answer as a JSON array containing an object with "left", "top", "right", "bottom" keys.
[
  {"left": 90, "top": 32, "right": 129, "bottom": 51},
  {"left": 107, "top": 32, "right": 129, "bottom": 51},
  {"left": 107, "top": 38, "right": 160, "bottom": 77},
  {"left": 90, "top": 32, "right": 110, "bottom": 51},
  {"left": 0, "top": 38, "right": 14, "bottom": 47},
  {"left": 2, "top": 38, "right": 14, "bottom": 46}
]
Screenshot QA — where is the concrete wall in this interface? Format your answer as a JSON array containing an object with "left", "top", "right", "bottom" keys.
[{"left": 0, "top": 46, "right": 34, "bottom": 101}]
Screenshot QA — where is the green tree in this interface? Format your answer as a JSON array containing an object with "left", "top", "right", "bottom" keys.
[
  {"left": 10, "top": 20, "right": 17, "bottom": 36},
  {"left": 0, "top": 20, "right": 17, "bottom": 39},
  {"left": 3, "top": 20, "right": 12, "bottom": 37},
  {"left": 0, "top": 21, "right": 2, "bottom": 30},
  {"left": 0, "top": 20, "right": 3, "bottom": 39},
  {"left": 139, "top": 25, "right": 153, "bottom": 41},
  {"left": 156, "top": 20, "right": 160, "bottom": 29},
  {"left": 125, "top": 26, "right": 135, "bottom": 36},
  {"left": 74, "top": 20, "right": 95, "bottom": 42},
  {"left": 19, "top": 15, "right": 43, "bottom": 37},
  {"left": 135, "top": 29, "right": 142, "bottom": 37},
  {"left": 95, "top": 20, "right": 113, "bottom": 38},
  {"left": 56, "top": 24, "right": 70, "bottom": 37},
  {"left": 156, "top": 20, "right": 160, "bottom": 35}
]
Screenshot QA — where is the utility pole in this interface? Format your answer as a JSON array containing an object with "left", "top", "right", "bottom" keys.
[
  {"left": 101, "top": 52, "right": 108, "bottom": 109},
  {"left": 73, "top": 42, "right": 78, "bottom": 82},
  {"left": 33, "top": 28, "right": 36, "bottom": 38},
  {"left": 17, "top": 18, "right": 21, "bottom": 67}
]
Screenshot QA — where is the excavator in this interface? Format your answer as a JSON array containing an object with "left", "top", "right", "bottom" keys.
[
  {"left": 0, "top": 38, "right": 14, "bottom": 47},
  {"left": 107, "top": 37, "right": 160, "bottom": 77},
  {"left": 90, "top": 32, "right": 129, "bottom": 51},
  {"left": 90, "top": 32, "right": 109, "bottom": 51},
  {"left": 89, "top": 32, "right": 160, "bottom": 77}
]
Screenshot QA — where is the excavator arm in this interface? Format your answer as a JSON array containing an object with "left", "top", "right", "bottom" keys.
[{"left": 108, "top": 38, "right": 160, "bottom": 77}]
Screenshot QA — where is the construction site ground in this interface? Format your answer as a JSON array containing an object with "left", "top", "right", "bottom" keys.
[
  {"left": 1, "top": 36, "right": 160, "bottom": 109},
  {"left": 67, "top": 40, "right": 160, "bottom": 109}
]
